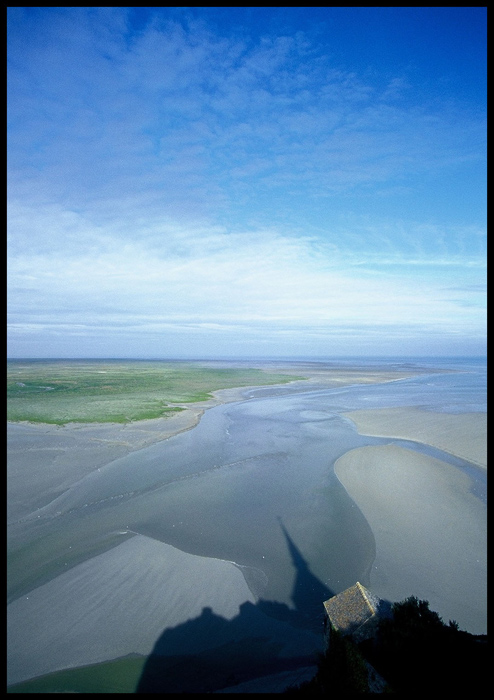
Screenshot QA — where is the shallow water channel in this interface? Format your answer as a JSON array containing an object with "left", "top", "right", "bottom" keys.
[
  {"left": 9, "top": 376, "right": 486, "bottom": 608},
  {"left": 7, "top": 365, "right": 487, "bottom": 689}
]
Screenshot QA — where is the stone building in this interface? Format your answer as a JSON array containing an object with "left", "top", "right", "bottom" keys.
[
  {"left": 323, "top": 582, "right": 392, "bottom": 692},
  {"left": 323, "top": 581, "right": 391, "bottom": 644}
]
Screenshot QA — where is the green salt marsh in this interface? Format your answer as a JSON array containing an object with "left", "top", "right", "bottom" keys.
[
  {"left": 7, "top": 655, "right": 147, "bottom": 694},
  {"left": 7, "top": 359, "right": 303, "bottom": 425}
]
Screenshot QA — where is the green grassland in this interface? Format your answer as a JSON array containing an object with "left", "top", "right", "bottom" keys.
[
  {"left": 7, "top": 360, "right": 303, "bottom": 425},
  {"left": 7, "top": 655, "right": 147, "bottom": 693}
]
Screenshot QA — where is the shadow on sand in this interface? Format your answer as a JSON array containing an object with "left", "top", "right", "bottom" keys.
[{"left": 136, "top": 519, "right": 334, "bottom": 693}]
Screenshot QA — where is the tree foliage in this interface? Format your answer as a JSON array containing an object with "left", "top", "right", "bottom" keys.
[
  {"left": 364, "top": 596, "right": 487, "bottom": 694},
  {"left": 287, "top": 596, "right": 487, "bottom": 694}
]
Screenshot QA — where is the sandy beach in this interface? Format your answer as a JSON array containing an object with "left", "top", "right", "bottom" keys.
[{"left": 336, "top": 406, "right": 487, "bottom": 634}]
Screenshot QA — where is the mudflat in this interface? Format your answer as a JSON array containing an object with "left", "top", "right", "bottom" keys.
[
  {"left": 344, "top": 406, "right": 487, "bottom": 468},
  {"left": 7, "top": 365, "right": 423, "bottom": 523},
  {"left": 8, "top": 361, "right": 485, "bottom": 691},
  {"left": 7, "top": 535, "right": 257, "bottom": 686},
  {"left": 334, "top": 441, "right": 486, "bottom": 634}
]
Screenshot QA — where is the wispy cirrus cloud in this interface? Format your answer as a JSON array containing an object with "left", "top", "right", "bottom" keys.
[
  {"left": 8, "top": 8, "right": 485, "bottom": 217},
  {"left": 8, "top": 220, "right": 485, "bottom": 336},
  {"left": 7, "top": 7, "right": 486, "bottom": 357}
]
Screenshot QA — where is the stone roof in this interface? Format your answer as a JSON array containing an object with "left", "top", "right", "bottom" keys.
[{"left": 323, "top": 582, "right": 384, "bottom": 640}]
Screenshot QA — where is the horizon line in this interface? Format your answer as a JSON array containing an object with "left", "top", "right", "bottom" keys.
[{"left": 7, "top": 354, "right": 487, "bottom": 362}]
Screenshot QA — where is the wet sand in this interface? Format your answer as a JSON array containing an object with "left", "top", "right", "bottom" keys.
[
  {"left": 10, "top": 365, "right": 475, "bottom": 689},
  {"left": 7, "top": 368, "right": 420, "bottom": 524},
  {"left": 334, "top": 442, "right": 486, "bottom": 634},
  {"left": 7, "top": 532, "right": 325, "bottom": 688},
  {"left": 6, "top": 535, "right": 256, "bottom": 686},
  {"left": 7, "top": 396, "right": 236, "bottom": 523},
  {"left": 344, "top": 407, "right": 487, "bottom": 468}
]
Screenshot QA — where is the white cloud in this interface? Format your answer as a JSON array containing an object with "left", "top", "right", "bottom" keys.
[
  {"left": 7, "top": 8, "right": 486, "bottom": 357},
  {"left": 8, "top": 207, "right": 485, "bottom": 343}
]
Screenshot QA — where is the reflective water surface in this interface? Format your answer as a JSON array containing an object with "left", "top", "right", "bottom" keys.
[{"left": 7, "top": 357, "right": 487, "bottom": 689}]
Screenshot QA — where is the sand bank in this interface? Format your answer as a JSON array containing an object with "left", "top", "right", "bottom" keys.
[
  {"left": 7, "top": 534, "right": 256, "bottom": 686},
  {"left": 344, "top": 407, "right": 487, "bottom": 468},
  {"left": 7, "top": 400, "right": 229, "bottom": 524},
  {"left": 7, "top": 532, "right": 323, "bottom": 689},
  {"left": 334, "top": 444, "right": 486, "bottom": 634}
]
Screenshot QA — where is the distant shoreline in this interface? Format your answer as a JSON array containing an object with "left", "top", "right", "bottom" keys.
[
  {"left": 6, "top": 367, "right": 426, "bottom": 449},
  {"left": 7, "top": 368, "right": 424, "bottom": 525}
]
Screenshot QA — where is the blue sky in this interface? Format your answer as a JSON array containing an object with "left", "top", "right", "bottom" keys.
[{"left": 7, "top": 7, "right": 486, "bottom": 359}]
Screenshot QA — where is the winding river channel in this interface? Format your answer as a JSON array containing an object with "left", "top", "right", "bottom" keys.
[{"left": 7, "top": 358, "right": 487, "bottom": 689}]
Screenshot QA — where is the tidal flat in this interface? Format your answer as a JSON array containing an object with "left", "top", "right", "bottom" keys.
[{"left": 7, "top": 358, "right": 487, "bottom": 692}]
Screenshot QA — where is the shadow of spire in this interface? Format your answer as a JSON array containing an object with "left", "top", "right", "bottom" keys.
[
  {"left": 276, "top": 516, "right": 333, "bottom": 630},
  {"left": 136, "top": 520, "right": 334, "bottom": 693}
]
